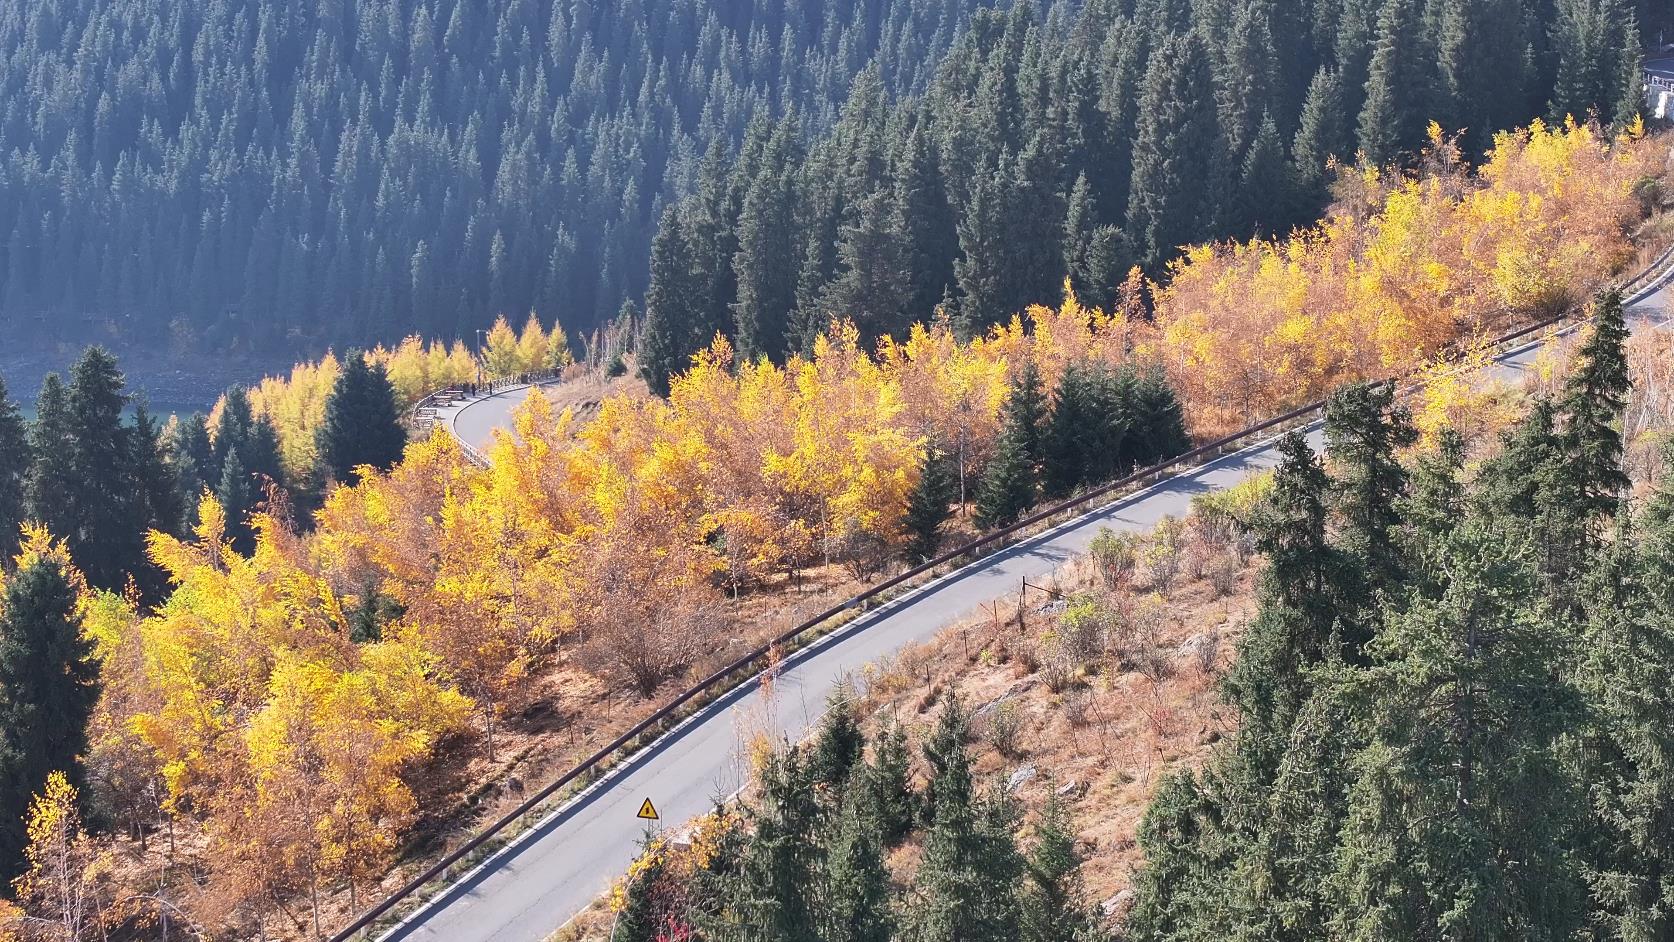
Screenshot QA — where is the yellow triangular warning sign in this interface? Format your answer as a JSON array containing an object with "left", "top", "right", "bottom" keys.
[{"left": 637, "top": 798, "right": 660, "bottom": 820}]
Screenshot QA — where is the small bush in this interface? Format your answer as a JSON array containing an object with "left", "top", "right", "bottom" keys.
[
  {"left": 1145, "top": 517, "right": 1186, "bottom": 596},
  {"left": 984, "top": 700, "right": 1025, "bottom": 757},
  {"left": 1088, "top": 527, "right": 1139, "bottom": 590}
]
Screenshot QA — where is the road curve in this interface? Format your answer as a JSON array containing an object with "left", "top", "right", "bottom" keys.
[
  {"left": 385, "top": 281, "right": 1674, "bottom": 942},
  {"left": 446, "top": 383, "right": 557, "bottom": 454}
]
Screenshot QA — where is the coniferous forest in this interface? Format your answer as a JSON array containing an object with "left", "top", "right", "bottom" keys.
[
  {"left": 0, "top": 0, "right": 1659, "bottom": 362},
  {"left": 608, "top": 291, "right": 1674, "bottom": 941}
]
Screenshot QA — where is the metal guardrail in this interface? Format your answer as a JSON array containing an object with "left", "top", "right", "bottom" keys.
[
  {"left": 334, "top": 251, "right": 1674, "bottom": 942},
  {"left": 404, "top": 370, "right": 561, "bottom": 466}
]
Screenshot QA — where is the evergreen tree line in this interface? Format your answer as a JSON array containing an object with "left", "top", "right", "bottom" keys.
[
  {"left": 971, "top": 360, "right": 1190, "bottom": 533},
  {"left": 899, "top": 356, "right": 1191, "bottom": 565},
  {"left": 0, "top": 348, "right": 407, "bottom": 884},
  {"left": 1128, "top": 289, "right": 1674, "bottom": 940},
  {"left": 639, "top": 0, "right": 1653, "bottom": 393},
  {"left": 615, "top": 690, "right": 1107, "bottom": 942},
  {"left": 0, "top": 347, "right": 408, "bottom": 597},
  {"left": 0, "top": 0, "right": 1026, "bottom": 355}
]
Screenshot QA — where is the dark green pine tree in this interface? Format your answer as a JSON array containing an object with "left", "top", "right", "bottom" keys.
[
  {"left": 1323, "top": 380, "right": 1416, "bottom": 652},
  {"left": 1127, "top": 32, "right": 1227, "bottom": 271},
  {"left": 1549, "top": 0, "right": 1643, "bottom": 126},
  {"left": 1400, "top": 424, "right": 1467, "bottom": 597},
  {"left": 1356, "top": 0, "right": 1432, "bottom": 165},
  {"left": 866, "top": 718, "right": 918, "bottom": 847},
  {"left": 1239, "top": 681, "right": 1361, "bottom": 941},
  {"left": 1022, "top": 788, "right": 1097, "bottom": 942},
  {"left": 317, "top": 353, "right": 407, "bottom": 486},
  {"left": 1128, "top": 369, "right": 1192, "bottom": 467},
  {"left": 1569, "top": 505, "right": 1674, "bottom": 941},
  {"left": 955, "top": 170, "right": 1010, "bottom": 335},
  {"left": 212, "top": 388, "right": 284, "bottom": 489},
  {"left": 1042, "top": 364, "right": 1132, "bottom": 499},
  {"left": 1126, "top": 771, "right": 1222, "bottom": 941},
  {"left": 1292, "top": 67, "right": 1350, "bottom": 202},
  {"left": 1062, "top": 173, "right": 1101, "bottom": 306},
  {"left": 0, "top": 376, "right": 28, "bottom": 564},
  {"left": 895, "top": 124, "right": 960, "bottom": 325},
  {"left": 1216, "top": 0, "right": 1283, "bottom": 159},
  {"left": 731, "top": 747, "right": 822, "bottom": 942},
  {"left": 1005, "top": 360, "right": 1048, "bottom": 463},
  {"left": 731, "top": 123, "right": 801, "bottom": 362},
  {"left": 821, "top": 187, "right": 911, "bottom": 343},
  {"left": 127, "top": 404, "right": 185, "bottom": 598},
  {"left": 921, "top": 693, "right": 973, "bottom": 829},
  {"left": 976, "top": 418, "right": 1039, "bottom": 530},
  {"left": 24, "top": 374, "right": 75, "bottom": 549},
  {"left": 1557, "top": 288, "right": 1631, "bottom": 536},
  {"left": 1221, "top": 432, "right": 1345, "bottom": 773},
  {"left": 904, "top": 446, "right": 957, "bottom": 563},
  {"left": 168, "top": 412, "right": 217, "bottom": 497},
  {"left": 640, "top": 208, "right": 708, "bottom": 397},
  {"left": 1329, "top": 515, "right": 1586, "bottom": 941},
  {"left": 1435, "top": 0, "right": 1530, "bottom": 154},
  {"left": 819, "top": 774, "right": 894, "bottom": 942},
  {"left": 61, "top": 348, "right": 145, "bottom": 592},
  {"left": 810, "top": 687, "right": 865, "bottom": 791},
  {"left": 913, "top": 695, "right": 1027, "bottom": 942},
  {"left": 1234, "top": 112, "right": 1297, "bottom": 239},
  {"left": 216, "top": 446, "right": 259, "bottom": 552},
  {"left": 0, "top": 557, "right": 100, "bottom": 883}
]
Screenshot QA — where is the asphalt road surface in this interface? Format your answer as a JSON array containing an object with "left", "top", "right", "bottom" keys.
[{"left": 384, "top": 278, "right": 1674, "bottom": 942}]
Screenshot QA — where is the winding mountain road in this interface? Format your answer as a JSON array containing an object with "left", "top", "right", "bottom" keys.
[{"left": 382, "top": 275, "right": 1674, "bottom": 942}]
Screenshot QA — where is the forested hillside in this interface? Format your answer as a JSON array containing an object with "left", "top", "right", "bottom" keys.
[
  {"left": 0, "top": 0, "right": 1008, "bottom": 353},
  {"left": 636, "top": 0, "right": 1658, "bottom": 388},
  {"left": 0, "top": 0, "right": 1658, "bottom": 361}
]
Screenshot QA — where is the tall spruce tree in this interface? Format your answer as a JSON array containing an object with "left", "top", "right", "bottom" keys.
[
  {"left": 1557, "top": 288, "right": 1631, "bottom": 535},
  {"left": 1292, "top": 67, "right": 1349, "bottom": 201},
  {"left": 810, "top": 687, "right": 865, "bottom": 790},
  {"left": 866, "top": 718, "right": 918, "bottom": 847},
  {"left": 57, "top": 348, "right": 144, "bottom": 592},
  {"left": 640, "top": 208, "right": 706, "bottom": 398},
  {"left": 731, "top": 747, "right": 821, "bottom": 942},
  {"left": 1022, "top": 788, "right": 1097, "bottom": 942},
  {"left": 1127, "top": 32, "right": 1227, "bottom": 270},
  {"left": 0, "top": 376, "right": 27, "bottom": 565},
  {"left": 0, "top": 557, "right": 99, "bottom": 883},
  {"left": 317, "top": 352, "right": 407, "bottom": 486},
  {"left": 904, "top": 446, "right": 957, "bottom": 563},
  {"left": 1330, "top": 515, "right": 1586, "bottom": 940},
  {"left": 1129, "top": 369, "right": 1192, "bottom": 467},
  {"left": 1323, "top": 381, "right": 1416, "bottom": 653},
  {"left": 913, "top": 696, "right": 1026, "bottom": 942},
  {"left": 23, "top": 375, "right": 74, "bottom": 549},
  {"left": 820, "top": 777, "right": 894, "bottom": 942},
  {"left": 1569, "top": 510, "right": 1674, "bottom": 941},
  {"left": 1356, "top": 0, "right": 1432, "bottom": 165},
  {"left": 731, "top": 123, "right": 802, "bottom": 361}
]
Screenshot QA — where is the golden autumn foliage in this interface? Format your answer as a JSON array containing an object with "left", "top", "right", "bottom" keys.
[
  {"left": 219, "top": 314, "right": 574, "bottom": 486},
  {"left": 1146, "top": 119, "right": 1659, "bottom": 437},
  {"left": 63, "top": 120, "right": 1666, "bottom": 937},
  {"left": 76, "top": 495, "right": 471, "bottom": 931},
  {"left": 9, "top": 773, "right": 112, "bottom": 942}
]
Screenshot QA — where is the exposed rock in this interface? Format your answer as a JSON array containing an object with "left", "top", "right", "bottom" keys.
[
  {"left": 1055, "top": 779, "right": 1085, "bottom": 799},
  {"left": 1035, "top": 598, "right": 1069, "bottom": 616},
  {"left": 1176, "top": 631, "right": 1217, "bottom": 658},
  {"left": 972, "top": 677, "right": 1039, "bottom": 721},
  {"left": 1006, "top": 763, "right": 1037, "bottom": 793},
  {"left": 1101, "top": 889, "right": 1135, "bottom": 920}
]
